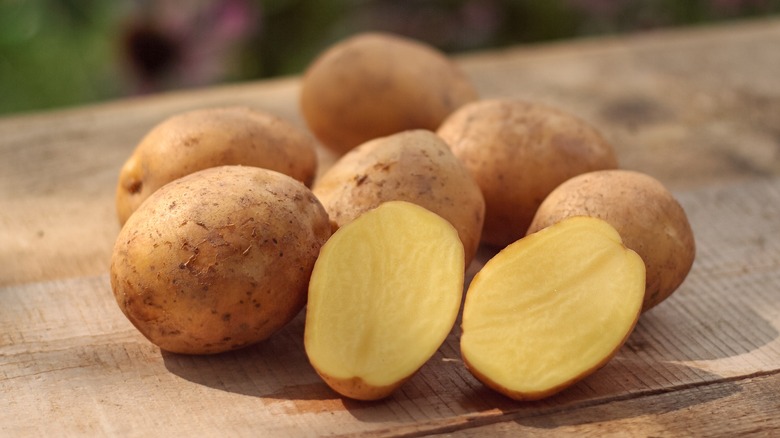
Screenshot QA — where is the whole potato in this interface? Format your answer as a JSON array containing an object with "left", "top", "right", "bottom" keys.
[
  {"left": 300, "top": 32, "right": 479, "bottom": 154},
  {"left": 437, "top": 99, "right": 618, "bottom": 248},
  {"left": 312, "top": 130, "right": 485, "bottom": 267},
  {"left": 110, "top": 166, "right": 331, "bottom": 354},
  {"left": 116, "top": 106, "right": 318, "bottom": 225},
  {"left": 527, "top": 169, "right": 695, "bottom": 312}
]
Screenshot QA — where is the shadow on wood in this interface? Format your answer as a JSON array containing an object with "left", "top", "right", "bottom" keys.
[
  {"left": 447, "top": 361, "right": 741, "bottom": 435},
  {"left": 161, "top": 311, "right": 339, "bottom": 404}
]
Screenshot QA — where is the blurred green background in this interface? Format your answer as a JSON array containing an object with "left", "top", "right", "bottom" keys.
[{"left": 1, "top": 0, "right": 778, "bottom": 116}]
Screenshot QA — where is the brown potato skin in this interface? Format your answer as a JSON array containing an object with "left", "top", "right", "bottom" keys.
[
  {"left": 527, "top": 170, "right": 696, "bottom": 312},
  {"left": 116, "top": 106, "right": 318, "bottom": 225},
  {"left": 437, "top": 99, "right": 618, "bottom": 248},
  {"left": 314, "top": 373, "right": 406, "bottom": 402},
  {"left": 312, "top": 130, "right": 485, "bottom": 267},
  {"left": 110, "top": 166, "right": 331, "bottom": 354},
  {"left": 300, "top": 32, "right": 479, "bottom": 154}
]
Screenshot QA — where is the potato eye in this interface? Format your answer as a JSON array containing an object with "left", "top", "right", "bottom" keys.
[{"left": 126, "top": 179, "right": 143, "bottom": 194}]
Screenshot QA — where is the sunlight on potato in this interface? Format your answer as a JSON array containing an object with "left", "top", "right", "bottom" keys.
[
  {"left": 305, "top": 201, "right": 464, "bottom": 400},
  {"left": 461, "top": 216, "right": 645, "bottom": 400}
]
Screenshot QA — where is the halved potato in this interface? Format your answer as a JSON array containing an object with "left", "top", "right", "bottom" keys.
[
  {"left": 461, "top": 216, "right": 645, "bottom": 400},
  {"left": 304, "top": 201, "right": 464, "bottom": 400}
]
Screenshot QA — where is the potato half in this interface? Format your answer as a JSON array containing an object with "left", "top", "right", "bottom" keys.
[
  {"left": 312, "top": 130, "right": 485, "bottom": 268},
  {"left": 116, "top": 106, "right": 318, "bottom": 225},
  {"left": 527, "top": 169, "right": 696, "bottom": 311},
  {"left": 461, "top": 216, "right": 645, "bottom": 400},
  {"left": 300, "top": 32, "right": 479, "bottom": 154},
  {"left": 110, "top": 166, "right": 331, "bottom": 354},
  {"left": 437, "top": 99, "right": 618, "bottom": 248},
  {"left": 305, "top": 201, "right": 464, "bottom": 400}
]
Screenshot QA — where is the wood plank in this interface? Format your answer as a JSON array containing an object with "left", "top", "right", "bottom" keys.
[
  {"left": 2, "top": 176, "right": 778, "bottom": 437},
  {"left": 460, "top": 18, "right": 780, "bottom": 189},
  {"left": 2, "top": 19, "right": 780, "bottom": 286},
  {"left": 436, "top": 373, "right": 780, "bottom": 437}
]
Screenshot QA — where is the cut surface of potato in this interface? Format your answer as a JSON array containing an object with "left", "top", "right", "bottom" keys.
[
  {"left": 461, "top": 216, "right": 645, "bottom": 400},
  {"left": 305, "top": 201, "right": 464, "bottom": 400}
]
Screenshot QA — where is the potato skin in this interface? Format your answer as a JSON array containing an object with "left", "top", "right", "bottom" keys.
[
  {"left": 437, "top": 99, "right": 618, "bottom": 248},
  {"left": 116, "top": 106, "right": 318, "bottom": 225},
  {"left": 312, "top": 130, "right": 485, "bottom": 267},
  {"left": 300, "top": 32, "right": 479, "bottom": 154},
  {"left": 527, "top": 170, "right": 696, "bottom": 311},
  {"left": 110, "top": 166, "right": 331, "bottom": 354},
  {"left": 315, "top": 374, "right": 406, "bottom": 402}
]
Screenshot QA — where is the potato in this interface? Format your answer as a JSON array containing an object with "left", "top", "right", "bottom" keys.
[
  {"left": 527, "top": 169, "right": 696, "bottom": 311},
  {"left": 461, "top": 217, "right": 645, "bottom": 400},
  {"left": 305, "top": 201, "right": 464, "bottom": 400},
  {"left": 312, "top": 130, "right": 485, "bottom": 267},
  {"left": 110, "top": 165, "right": 331, "bottom": 354},
  {"left": 300, "top": 32, "right": 479, "bottom": 154},
  {"left": 116, "top": 106, "right": 318, "bottom": 225},
  {"left": 437, "top": 99, "right": 618, "bottom": 248}
]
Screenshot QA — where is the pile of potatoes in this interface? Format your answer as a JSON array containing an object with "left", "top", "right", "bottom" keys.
[{"left": 110, "top": 32, "right": 695, "bottom": 401}]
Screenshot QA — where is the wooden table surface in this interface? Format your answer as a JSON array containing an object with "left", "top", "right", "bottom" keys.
[{"left": 2, "top": 19, "right": 780, "bottom": 437}]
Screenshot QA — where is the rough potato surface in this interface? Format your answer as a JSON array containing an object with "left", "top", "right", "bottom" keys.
[
  {"left": 437, "top": 99, "right": 618, "bottom": 248},
  {"left": 300, "top": 32, "right": 478, "bottom": 153},
  {"left": 116, "top": 106, "right": 318, "bottom": 224},
  {"left": 110, "top": 166, "right": 331, "bottom": 354},
  {"left": 527, "top": 169, "right": 696, "bottom": 311},
  {"left": 312, "top": 130, "right": 485, "bottom": 267}
]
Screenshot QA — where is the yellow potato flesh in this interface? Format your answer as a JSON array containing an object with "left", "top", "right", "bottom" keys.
[
  {"left": 461, "top": 216, "right": 645, "bottom": 400},
  {"left": 305, "top": 201, "right": 464, "bottom": 400}
]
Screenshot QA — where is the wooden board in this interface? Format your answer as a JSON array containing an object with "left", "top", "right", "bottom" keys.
[
  {"left": 447, "top": 373, "right": 780, "bottom": 437},
  {"left": 2, "top": 176, "right": 779, "bottom": 437},
  {"left": 2, "top": 19, "right": 780, "bottom": 287},
  {"left": 2, "top": 18, "right": 780, "bottom": 437}
]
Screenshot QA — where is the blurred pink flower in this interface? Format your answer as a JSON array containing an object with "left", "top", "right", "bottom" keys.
[{"left": 121, "top": 0, "right": 261, "bottom": 94}]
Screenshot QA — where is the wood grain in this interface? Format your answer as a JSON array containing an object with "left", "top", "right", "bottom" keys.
[
  {"left": 439, "top": 373, "right": 780, "bottom": 437},
  {"left": 2, "top": 176, "right": 779, "bottom": 437},
  {"left": 2, "top": 19, "right": 780, "bottom": 286},
  {"left": 2, "top": 18, "right": 780, "bottom": 437}
]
